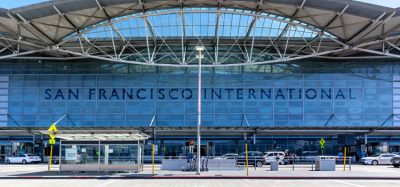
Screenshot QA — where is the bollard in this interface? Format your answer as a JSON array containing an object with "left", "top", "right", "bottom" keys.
[
  {"left": 254, "top": 157, "right": 256, "bottom": 170},
  {"left": 292, "top": 155, "right": 294, "bottom": 171},
  {"left": 349, "top": 157, "right": 352, "bottom": 171},
  {"left": 311, "top": 160, "right": 314, "bottom": 171}
]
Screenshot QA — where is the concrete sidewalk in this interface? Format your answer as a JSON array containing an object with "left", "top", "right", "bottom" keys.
[{"left": 0, "top": 164, "right": 399, "bottom": 180}]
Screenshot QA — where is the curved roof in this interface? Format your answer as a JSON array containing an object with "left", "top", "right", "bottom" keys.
[{"left": 0, "top": 0, "right": 399, "bottom": 66}]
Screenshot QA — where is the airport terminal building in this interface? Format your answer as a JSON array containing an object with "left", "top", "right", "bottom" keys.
[{"left": 1, "top": 0, "right": 400, "bottom": 160}]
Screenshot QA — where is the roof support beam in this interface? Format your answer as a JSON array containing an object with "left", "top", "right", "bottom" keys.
[
  {"left": 180, "top": 0, "right": 186, "bottom": 64},
  {"left": 276, "top": 0, "right": 306, "bottom": 41},
  {"left": 7, "top": 13, "right": 54, "bottom": 45},
  {"left": 243, "top": 0, "right": 263, "bottom": 42},
  {"left": 324, "top": 4, "right": 349, "bottom": 34},
  {"left": 0, "top": 49, "right": 46, "bottom": 60},
  {"left": 265, "top": 0, "right": 306, "bottom": 57},
  {"left": 53, "top": 4, "right": 79, "bottom": 32},
  {"left": 347, "top": 12, "right": 388, "bottom": 43},
  {"left": 213, "top": 0, "right": 223, "bottom": 64},
  {"left": 96, "top": 0, "right": 111, "bottom": 20},
  {"left": 14, "top": 13, "right": 57, "bottom": 44},
  {"left": 138, "top": 0, "right": 157, "bottom": 61}
]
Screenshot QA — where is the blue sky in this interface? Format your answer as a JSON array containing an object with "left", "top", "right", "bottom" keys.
[{"left": 0, "top": 0, "right": 399, "bottom": 9}]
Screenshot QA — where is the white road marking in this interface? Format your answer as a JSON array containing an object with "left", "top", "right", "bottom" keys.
[
  {"left": 333, "top": 180, "right": 366, "bottom": 187},
  {"left": 96, "top": 180, "right": 117, "bottom": 187}
]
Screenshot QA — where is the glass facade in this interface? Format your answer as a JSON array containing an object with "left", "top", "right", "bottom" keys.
[{"left": 0, "top": 59, "right": 397, "bottom": 128}]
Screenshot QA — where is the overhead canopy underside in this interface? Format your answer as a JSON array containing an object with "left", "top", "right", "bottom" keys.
[
  {"left": 0, "top": 0, "right": 400, "bottom": 66},
  {"left": 1, "top": 127, "right": 400, "bottom": 136}
]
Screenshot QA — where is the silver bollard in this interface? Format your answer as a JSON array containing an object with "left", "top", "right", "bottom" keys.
[
  {"left": 349, "top": 157, "right": 352, "bottom": 171},
  {"left": 292, "top": 155, "right": 295, "bottom": 171},
  {"left": 311, "top": 160, "right": 314, "bottom": 171},
  {"left": 254, "top": 157, "right": 257, "bottom": 170}
]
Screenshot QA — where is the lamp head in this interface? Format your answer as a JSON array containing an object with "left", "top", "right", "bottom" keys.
[{"left": 195, "top": 46, "right": 205, "bottom": 51}]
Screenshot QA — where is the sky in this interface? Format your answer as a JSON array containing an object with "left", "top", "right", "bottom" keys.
[{"left": 0, "top": 0, "right": 399, "bottom": 9}]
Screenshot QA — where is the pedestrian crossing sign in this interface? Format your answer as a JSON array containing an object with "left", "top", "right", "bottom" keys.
[{"left": 320, "top": 138, "right": 325, "bottom": 149}]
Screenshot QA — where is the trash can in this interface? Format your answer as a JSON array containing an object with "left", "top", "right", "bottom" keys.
[
  {"left": 315, "top": 156, "right": 335, "bottom": 171},
  {"left": 270, "top": 161, "right": 279, "bottom": 171}
]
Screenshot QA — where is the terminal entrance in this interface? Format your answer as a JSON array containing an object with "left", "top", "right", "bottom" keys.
[
  {"left": 0, "top": 142, "right": 35, "bottom": 161},
  {"left": 154, "top": 136, "right": 384, "bottom": 161},
  {"left": 193, "top": 145, "right": 208, "bottom": 156}
]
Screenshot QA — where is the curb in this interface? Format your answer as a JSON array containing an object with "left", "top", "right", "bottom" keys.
[{"left": 1, "top": 176, "right": 400, "bottom": 180}]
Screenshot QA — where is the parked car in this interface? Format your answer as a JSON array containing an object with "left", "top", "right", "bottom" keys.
[
  {"left": 236, "top": 151, "right": 266, "bottom": 167},
  {"left": 5, "top": 154, "right": 42, "bottom": 164},
  {"left": 222, "top": 153, "right": 239, "bottom": 159},
  {"left": 391, "top": 155, "right": 400, "bottom": 168},
  {"left": 264, "top": 151, "right": 286, "bottom": 165},
  {"left": 360, "top": 153, "right": 398, "bottom": 165}
]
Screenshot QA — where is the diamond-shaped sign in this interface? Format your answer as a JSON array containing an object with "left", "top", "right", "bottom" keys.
[
  {"left": 49, "top": 139, "right": 56, "bottom": 145},
  {"left": 320, "top": 138, "right": 325, "bottom": 149},
  {"left": 48, "top": 124, "right": 58, "bottom": 133}
]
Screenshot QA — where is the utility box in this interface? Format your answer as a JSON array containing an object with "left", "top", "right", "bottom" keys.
[
  {"left": 270, "top": 161, "right": 279, "bottom": 171},
  {"left": 315, "top": 156, "right": 336, "bottom": 171}
]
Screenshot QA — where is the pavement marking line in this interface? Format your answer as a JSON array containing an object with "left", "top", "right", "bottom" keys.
[
  {"left": 97, "top": 180, "right": 117, "bottom": 187},
  {"left": 333, "top": 180, "right": 366, "bottom": 187}
]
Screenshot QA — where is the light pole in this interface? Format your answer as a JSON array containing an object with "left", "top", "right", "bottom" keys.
[{"left": 195, "top": 45, "right": 204, "bottom": 175}]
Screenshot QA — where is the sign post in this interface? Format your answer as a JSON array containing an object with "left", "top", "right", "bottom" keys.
[
  {"left": 152, "top": 144, "right": 155, "bottom": 176},
  {"left": 319, "top": 138, "right": 325, "bottom": 156},
  {"left": 344, "top": 146, "right": 347, "bottom": 171},
  {"left": 47, "top": 123, "right": 58, "bottom": 171},
  {"left": 245, "top": 144, "right": 249, "bottom": 176}
]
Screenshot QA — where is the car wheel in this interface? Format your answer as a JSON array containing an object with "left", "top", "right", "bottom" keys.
[
  {"left": 5, "top": 159, "right": 10, "bottom": 164},
  {"left": 256, "top": 161, "right": 263, "bottom": 167},
  {"left": 372, "top": 160, "right": 378, "bottom": 165},
  {"left": 22, "top": 159, "right": 27, "bottom": 165},
  {"left": 394, "top": 164, "right": 400, "bottom": 168}
]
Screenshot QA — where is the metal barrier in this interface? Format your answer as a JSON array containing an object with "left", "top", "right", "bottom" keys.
[
  {"left": 281, "top": 156, "right": 353, "bottom": 171},
  {"left": 154, "top": 155, "right": 354, "bottom": 175}
]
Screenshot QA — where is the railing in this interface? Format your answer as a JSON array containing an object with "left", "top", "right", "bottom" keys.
[{"left": 155, "top": 155, "right": 353, "bottom": 171}]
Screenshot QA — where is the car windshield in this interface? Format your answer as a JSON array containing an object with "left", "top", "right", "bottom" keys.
[
  {"left": 370, "top": 154, "right": 381, "bottom": 157},
  {"left": 240, "top": 152, "right": 257, "bottom": 156}
]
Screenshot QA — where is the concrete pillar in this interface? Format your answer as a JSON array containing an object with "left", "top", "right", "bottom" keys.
[
  {"left": 104, "top": 145, "right": 109, "bottom": 165},
  {"left": 137, "top": 140, "right": 141, "bottom": 165}
]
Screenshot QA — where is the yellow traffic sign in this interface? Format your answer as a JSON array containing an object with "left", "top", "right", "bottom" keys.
[
  {"left": 49, "top": 139, "right": 56, "bottom": 145},
  {"left": 320, "top": 138, "right": 326, "bottom": 156},
  {"left": 320, "top": 138, "right": 325, "bottom": 147},
  {"left": 48, "top": 123, "right": 58, "bottom": 133}
]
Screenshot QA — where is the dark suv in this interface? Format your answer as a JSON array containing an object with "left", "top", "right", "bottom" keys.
[{"left": 236, "top": 151, "right": 266, "bottom": 167}]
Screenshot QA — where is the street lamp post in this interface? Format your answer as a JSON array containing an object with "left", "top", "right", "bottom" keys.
[{"left": 195, "top": 45, "right": 204, "bottom": 175}]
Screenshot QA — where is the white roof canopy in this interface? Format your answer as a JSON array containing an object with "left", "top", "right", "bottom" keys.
[{"left": 40, "top": 130, "right": 149, "bottom": 141}]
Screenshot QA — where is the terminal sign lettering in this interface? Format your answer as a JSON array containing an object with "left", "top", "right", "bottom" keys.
[{"left": 43, "top": 88, "right": 357, "bottom": 100}]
